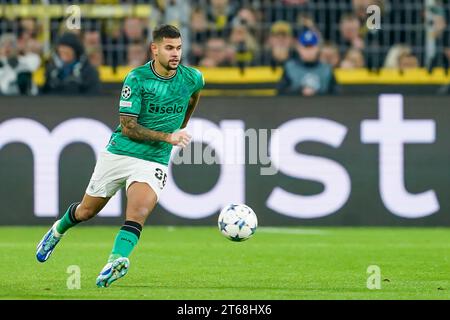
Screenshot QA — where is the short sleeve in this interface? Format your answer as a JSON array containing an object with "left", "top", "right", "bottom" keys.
[
  {"left": 119, "top": 73, "right": 142, "bottom": 117},
  {"left": 192, "top": 69, "right": 205, "bottom": 93}
]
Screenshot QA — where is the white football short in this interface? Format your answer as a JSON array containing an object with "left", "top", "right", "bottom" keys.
[{"left": 86, "top": 150, "right": 168, "bottom": 200}]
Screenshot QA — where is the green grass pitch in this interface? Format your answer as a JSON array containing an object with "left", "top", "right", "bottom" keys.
[{"left": 0, "top": 226, "right": 449, "bottom": 299}]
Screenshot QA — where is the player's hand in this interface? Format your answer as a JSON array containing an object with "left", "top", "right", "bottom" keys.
[{"left": 167, "top": 131, "right": 191, "bottom": 148}]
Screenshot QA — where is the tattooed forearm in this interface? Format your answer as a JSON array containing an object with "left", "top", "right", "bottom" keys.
[{"left": 120, "top": 115, "right": 169, "bottom": 142}]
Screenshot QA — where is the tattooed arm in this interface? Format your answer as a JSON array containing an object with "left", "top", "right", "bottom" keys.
[{"left": 120, "top": 115, "right": 191, "bottom": 147}]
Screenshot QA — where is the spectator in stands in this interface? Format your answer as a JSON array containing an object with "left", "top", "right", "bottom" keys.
[
  {"left": 383, "top": 44, "right": 412, "bottom": 69},
  {"left": 434, "top": 30, "right": 450, "bottom": 94},
  {"left": 86, "top": 46, "right": 104, "bottom": 68},
  {"left": 398, "top": 53, "right": 419, "bottom": 71},
  {"left": 429, "top": 1, "right": 446, "bottom": 40},
  {"left": 340, "top": 48, "right": 365, "bottom": 69},
  {"left": 56, "top": 19, "right": 82, "bottom": 38},
  {"left": 261, "top": 21, "right": 296, "bottom": 68},
  {"left": 83, "top": 30, "right": 102, "bottom": 51},
  {"left": 427, "top": 3, "right": 447, "bottom": 69},
  {"left": 430, "top": 29, "right": 450, "bottom": 70},
  {"left": 199, "top": 37, "right": 232, "bottom": 67},
  {"left": 17, "top": 18, "right": 42, "bottom": 56},
  {"left": 339, "top": 14, "right": 364, "bottom": 52},
  {"left": 357, "top": 0, "right": 386, "bottom": 70},
  {"left": 444, "top": 45, "right": 450, "bottom": 70},
  {"left": 127, "top": 42, "right": 148, "bottom": 68},
  {"left": 102, "top": 19, "right": 123, "bottom": 67},
  {"left": 0, "top": 33, "right": 40, "bottom": 95},
  {"left": 352, "top": 0, "right": 384, "bottom": 24},
  {"left": 102, "top": 17, "right": 147, "bottom": 67},
  {"left": 83, "top": 30, "right": 104, "bottom": 68},
  {"left": 207, "top": 0, "right": 237, "bottom": 37},
  {"left": 295, "top": 12, "right": 322, "bottom": 40},
  {"left": 190, "top": 7, "right": 210, "bottom": 65},
  {"left": 320, "top": 41, "right": 341, "bottom": 68},
  {"left": 277, "top": 30, "right": 336, "bottom": 96},
  {"left": 232, "top": 6, "right": 261, "bottom": 39},
  {"left": 42, "top": 32, "right": 100, "bottom": 95},
  {"left": 124, "top": 18, "right": 146, "bottom": 43},
  {"left": 229, "top": 21, "right": 260, "bottom": 68}
]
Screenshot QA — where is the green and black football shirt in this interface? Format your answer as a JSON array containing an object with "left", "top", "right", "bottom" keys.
[{"left": 107, "top": 60, "right": 204, "bottom": 165}]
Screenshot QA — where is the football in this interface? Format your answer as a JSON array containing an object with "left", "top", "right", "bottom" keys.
[{"left": 218, "top": 204, "right": 258, "bottom": 242}]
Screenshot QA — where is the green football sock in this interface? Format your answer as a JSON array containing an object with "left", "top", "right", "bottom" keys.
[
  {"left": 108, "top": 221, "right": 142, "bottom": 262},
  {"left": 56, "top": 202, "right": 81, "bottom": 235}
]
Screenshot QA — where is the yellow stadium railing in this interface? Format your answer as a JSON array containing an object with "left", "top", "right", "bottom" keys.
[
  {"left": 334, "top": 68, "right": 450, "bottom": 85},
  {"left": 33, "top": 67, "right": 450, "bottom": 87}
]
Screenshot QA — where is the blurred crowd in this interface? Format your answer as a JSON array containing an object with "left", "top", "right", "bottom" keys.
[{"left": 0, "top": 0, "right": 449, "bottom": 96}]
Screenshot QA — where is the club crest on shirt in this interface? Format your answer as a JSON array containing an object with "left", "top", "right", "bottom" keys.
[{"left": 121, "top": 85, "right": 132, "bottom": 99}]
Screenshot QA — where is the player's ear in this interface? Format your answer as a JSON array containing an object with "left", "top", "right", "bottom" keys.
[{"left": 150, "top": 42, "right": 158, "bottom": 57}]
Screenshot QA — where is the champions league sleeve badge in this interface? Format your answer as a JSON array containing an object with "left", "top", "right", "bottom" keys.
[{"left": 121, "top": 85, "right": 132, "bottom": 99}]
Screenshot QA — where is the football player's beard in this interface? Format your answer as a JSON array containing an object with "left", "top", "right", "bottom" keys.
[{"left": 165, "top": 60, "right": 179, "bottom": 71}]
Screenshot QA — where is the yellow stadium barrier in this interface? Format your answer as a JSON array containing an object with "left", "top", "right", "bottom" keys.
[
  {"left": 33, "top": 66, "right": 450, "bottom": 87},
  {"left": 335, "top": 68, "right": 450, "bottom": 84}
]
